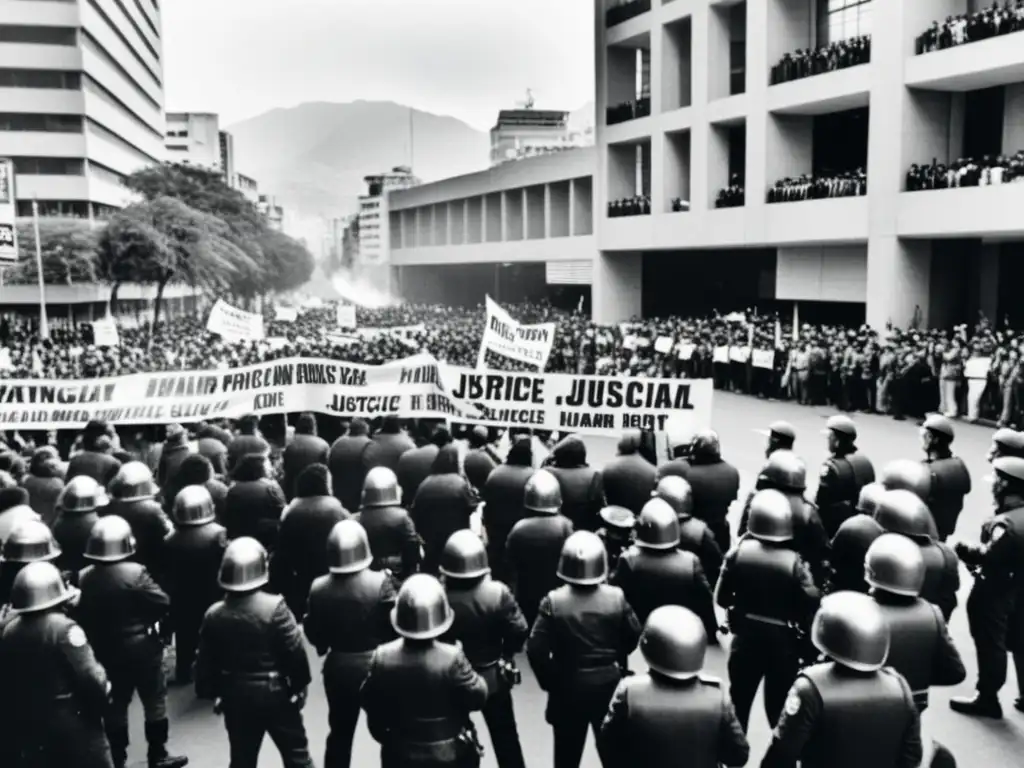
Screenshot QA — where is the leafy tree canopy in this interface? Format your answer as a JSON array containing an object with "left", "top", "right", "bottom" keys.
[{"left": 7, "top": 217, "right": 99, "bottom": 285}]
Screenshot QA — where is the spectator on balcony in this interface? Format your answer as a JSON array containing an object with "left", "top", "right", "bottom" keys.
[
  {"left": 715, "top": 175, "right": 745, "bottom": 209},
  {"left": 606, "top": 95, "right": 651, "bottom": 126},
  {"left": 916, "top": 2, "right": 1024, "bottom": 55},
  {"left": 767, "top": 169, "right": 867, "bottom": 203},
  {"left": 608, "top": 195, "right": 650, "bottom": 217},
  {"left": 907, "top": 152, "right": 1024, "bottom": 191},
  {"left": 770, "top": 35, "right": 870, "bottom": 85},
  {"left": 605, "top": 0, "right": 651, "bottom": 28},
  {"left": 671, "top": 197, "right": 690, "bottom": 212}
]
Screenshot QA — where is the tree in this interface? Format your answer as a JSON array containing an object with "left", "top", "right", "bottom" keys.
[
  {"left": 8, "top": 217, "right": 99, "bottom": 285},
  {"left": 259, "top": 228, "right": 316, "bottom": 294}
]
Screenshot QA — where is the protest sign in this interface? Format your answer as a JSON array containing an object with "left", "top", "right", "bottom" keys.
[
  {"left": 91, "top": 317, "right": 120, "bottom": 347},
  {"left": 713, "top": 346, "right": 729, "bottom": 364},
  {"left": 654, "top": 336, "right": 673, "bottom": 354},
  {"left": 207, "top": 299, "right": 265, "bottom": 343},
  {"left": 752, "top": 349, "right": 775, "bottom": 369},
  {"left": 477, "top": 296, "right": 556, "bottom": 370},
  {"left": 274, "top": 305, "right": 298, "bottom": 323},
  {"left": 336, "top": 304, "right": 357, "bottom": 330}
]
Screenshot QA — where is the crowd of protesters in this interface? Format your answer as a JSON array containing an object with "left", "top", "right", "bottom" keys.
[
  {"left": 607, "top": 194, "right": 651, "bottom": 216},
  {"left": 915, "top": 1, "right": 1024, "bottom": 55},
  {"left": 769, "top": 35, "right": 870, "bottom": 85},
  {"left": 606, "top": 95, "right": 651, "bottom": 126},
  {"left": 767, "top": 169, "right": 867, "bottom": 203},
  {"left": 2, "top": 298, "right": 1023, "bottom": 434},
  {"left": 906, "top": 151, "right": 1024, "bottom": 191}
]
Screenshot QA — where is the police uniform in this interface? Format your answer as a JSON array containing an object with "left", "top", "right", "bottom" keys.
[
  {"left": 304, "top": 520, "right": 397, "bottom": 768},
  {"left": 923, "top": 458, "right": 971, "bottom": 543},
  {"left": 106, "top": 462, "right": 174, "bottom": 578},
  {"left": 360, "top": 574, "right": 489, "bottom": 768},
  {"left": 596, "top": 505, "right": 636, "bottom": 574},
  {"left": 715, "top": 490, "right": 820, "bottom": 731},
  {"left": 195, "top": 538, "right": 314, "bottom": 768},
  {"left": 0, "top": 562, "right": 114, "bottom": 768},
  {"left": 677, "top": 433, "right": 740, "bottom": 554},
  {"left": 440, "top": 531, "right": 529, "bottom": 768},
  {"left": 828, "top": 513, "right": 884, "bottom": 593},
  {"left": 761, "top": 592, "right": 923, "bottom": 768},
  {"left": 677, "top": 510, "right": 724, "bottom": 587},
  {"left": 52, "top": 476, "right": 109, "bottom": 584},
  {"left": 354, "top": 467, "right": 422, "bottom": 581},
  {"left": 527, "top": 531, "right": 642, "bottom": 768},
  {"left": 815, "top": 452, "right": 876, "bottom": 541},
  {"left": 598, "top": 606, "right": 749, "bottom": 768},
  {"left": 602, "top": 432, "right": 658, "bottom": 516}
]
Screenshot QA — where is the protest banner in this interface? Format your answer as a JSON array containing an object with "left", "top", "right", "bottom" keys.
[
  {"left": 441, "top": 366, "right": 713, "bottom": 437},
  {"left": 91, "top": 317, "right": 120, "bottom": 347},
  {"left": 476, "top": 296, "right": 556, "bottom": 370},
  {"left": 207, "top": 299, "right": 265, "bottom": 343},
  {"left": 336, "top": 304, "right": 357, "bottom": 330}
]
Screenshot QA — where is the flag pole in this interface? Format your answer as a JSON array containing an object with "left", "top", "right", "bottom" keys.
[{"left": 32, "top": 198, "right": 49, "bottom": 340}]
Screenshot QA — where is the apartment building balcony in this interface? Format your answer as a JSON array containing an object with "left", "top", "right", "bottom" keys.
[
  {"left": 767, "top": 63, "right": 871, "bottom": 115},
  {"left": 905, "top": 31, "right": 1024, "bottom": 92},
  {"left": 605, "top": 0, "right": 651, "bottom": 29},
  {"left": 899, "top": 182, "right": 1024, "bottom": 239}
]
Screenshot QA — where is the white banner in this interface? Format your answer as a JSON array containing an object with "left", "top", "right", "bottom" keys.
[
  {"left": 206, "top": 299, "right": 265, "bottom": 343},
  {"left": 477, "top": 295, "right": 556, "bottom": 370},
  {"left": 0, "top": 158, "right": 16, "bottom": 266},
  {"left": 274, "top": 305, "right": 298, "bottom": 323},
  {"left": 91, "top": 317, "right": 120, "bottom": 347},
  {"left": 356, "top": 324, "right": 426, "bottom": 339},
  {"left": 336, "top": 304, "right": 357, "bottom": 330}
]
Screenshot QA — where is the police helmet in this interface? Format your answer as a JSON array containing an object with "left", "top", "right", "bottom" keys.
[
  {"left": 361, "top": 467, "right": 402, "bottom": 509},
  {"left": 439, "top": 529, "right": 489, "bottom": 579},
  {"left": 768, "top": 421, "right": 797, "bottom": 444},
  {"left": 11, "top": 561, "right": 75, "bottom": 614},
  {"left": 811, "top": 591, "right": 890, "bottom": 672},
  {"left": 326, "top": 519, "right": 373, "bottom": 574},
  {"left": 993, "top": 456, "right": 1024, "bottom": 485},
  {"left": 874, "top": 489, "right": 938, "bottom": 542},
  {"left": 823, "top": 414, "right": 858, "bottom": 440},
  {"left": 556, "top": 531, "right": 608, "bottom": 586},
  {"left": 83, "top": 515, "right": 136, "bottom": 563},
  {"left": 864, "top": 534, "right": 926, "bottom": 597},
  {"left": 922, "top": 414, "right": 954, "bottom": 443},
  {"left": 599, "top": 505, "right": 636, "bottom": 530},
  {"left": 991, "top": 428, "right": 1024, "bottom": 458},
  {"left": 640, "top": 605, "right": 707, "bottom": 680},
  {"left": 218, "top": 537, "right": 269, "bottom": 592},
  {"left": 879, "top": 460, "right": 932, "bottom": 502},
  {"left": 760, "top": 450, "right": 807, "bottom": 492},
  {"left": 1, "top": 519, "right": 61, "bottom": 563},
  {"left": 855, "top": 482, "right": 886, "bottom": 516},
  {"left": 173, "top": 485, "right": 216, "bottom": 526},
  {"left": 57, "top": 475, "right": 109, "bottom": 514},
  {"left": 524, "top": 469, "right": 562, "bottom": 514},
  {"left": 652, "top": 476, "right": 694, "bottom": 519},
  {"left": 747, "top": 489, "right": 794, "bottom": 543},
  {"left": 635, "top": 498, "right": 681, "bottom": 550},
  {"left": 391, "top": 573, "right": 454, "bottom": 640},
  {"left": 108, "top": 461, "right": 159, "bottom": 502}
]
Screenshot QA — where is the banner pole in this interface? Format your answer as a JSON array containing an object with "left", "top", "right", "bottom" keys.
[{"left": 32, "top": 198, "right": 49, "bottom": 341}]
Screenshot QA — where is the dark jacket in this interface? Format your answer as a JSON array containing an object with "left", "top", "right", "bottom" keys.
[
  {"left": 66, "top": 450, "right": 121, "bottom": 487},
  {"left": 163, "top": 521, "right": 229, "bottom": 620},
  {"left": 20, "top": 466, "right": 64, "bottom": 527},
  {"left": 106, "top": 498, "right": 174, "bottom": 579},
  {"left": 226, "top": 434, "right": 271, "bottom": 473},
  {"left": 75, "top": 561, "right": 169, "bottom": 659},
  {"left": 355, "top": 504, "right": 422, "bottom": 580},
  {"left": 602, "top": 453, "right": 658, "bottom": 516},
  {"left": 396, "top": 444, "right": 439, "bottom": 506},
  {"left": 364, "top": 431, "right": 416, "bottom": 473},
  {"left": 464, "top": 447, "right": 499, "bottom": 493},
  {"left": 411, "top": 446, "right": 477, "bottom": 574},
  {"left": 282, "top": 434, "right": 330, "bottom": 501},
  {"left": 222, "top": 478, "right": 287, "bottom": 552},
  {"left": 157, "top": 441, "right": 192, "bottom": 490},
  {"left": 328, "top": 433, "right": 373, "bottom": 512},
  {"left": 547, "top": 437, "right": 604, "bottom": 532}
]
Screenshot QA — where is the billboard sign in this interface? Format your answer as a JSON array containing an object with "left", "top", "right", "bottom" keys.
[{"left": 0, "top": 158, "right": 16, "bottom": 266}]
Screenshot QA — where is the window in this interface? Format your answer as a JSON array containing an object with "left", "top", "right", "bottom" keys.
[
  {"left": 0, "top": 25, "right": 78, "bottom": 46},
  {"left": 0, "top": 113, "right": 83, "bottom": 132},
  {"left": 0, "top": 69, "right": 81, "bottom": 89},
  {"left": 87, "top": 161, "right": 126, "bottom": 186},
  {"left": 85, "top": 0, "right": 161, "bottom": 86},
  {"left": 132, "top": 0, "right": 160, "bottom": 38},
  {"left": 12, "top": 157, "right": 85, "bottom": 175},
  {"left": 817, "top": 0, "right": 871, "bottom": 46},
  {"left": 16, "top": 200, "right": 90, "bottom": 217}
]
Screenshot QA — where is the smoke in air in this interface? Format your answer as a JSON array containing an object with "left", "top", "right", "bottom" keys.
[{"left": 330, "top": 271, "right": 402, "bottom": 309}]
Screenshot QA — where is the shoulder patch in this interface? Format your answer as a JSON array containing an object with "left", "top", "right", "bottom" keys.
[
  {"left": 990, "top": 525, "right": 1006, "bottom": 543},
  {"left": 819, "top": 464, "right": 831, "bottom": 479},
  {"left": 784, "top": 689, "right": 801, "bottom": 716},
  {"left": 66, "top": 625, "right": 88, "bottom": 648}
]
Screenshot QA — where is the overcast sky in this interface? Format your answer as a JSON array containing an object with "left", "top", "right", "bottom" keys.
[{"left": 161, "top": 0, "right": 595, "bottom": 130}]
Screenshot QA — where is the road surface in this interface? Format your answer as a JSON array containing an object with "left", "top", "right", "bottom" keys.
[{"left": 126, "top": 392, "right": 1024, "bottom": 767}]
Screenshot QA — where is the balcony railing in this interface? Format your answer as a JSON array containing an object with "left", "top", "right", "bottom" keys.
[
  {"left": 606, "top": 96, "right": 651, "bottom": 126},
  {"left": 906, "top": 153, "right": 1024, "bottom": 190},
  {"left": 767, "top": 172, "right": 866, "bottom": 203},
  {"left": 605, "top": 0, "right": 651, "bottom": 28},
  {"left": 770, "top": 36, "right": 871, "bottom": 85},
  {"left": 715, "top": 186, "right": 745, "bottom": 209},
  {"left": 608, "top": 195, "right": 650, "bottom": 217},
  {"left": 916, "top": 9, "right": 1024, "bottom": 55}
]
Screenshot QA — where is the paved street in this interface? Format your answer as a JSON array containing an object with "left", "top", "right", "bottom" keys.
[{"left": 127, "top": 392, "right": 1024, "bottom": 767}]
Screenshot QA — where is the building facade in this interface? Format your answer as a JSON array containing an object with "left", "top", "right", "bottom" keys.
[
  {"left": 236, "top": 171, "right": 258, "bottom": 203},
  {"left": 490, "top": 109, "right": 591, "bottom": 166},
  {"left": 258, "top": 193, "right": 284, "bottom": 231},
  {"left": 0, "top": 0, "right": 166, "bottom": 219},
  {"left": 355, "top": 166, "right": 420, "bottom": 291},
  {"left": 593, "top": 0, "right": 1024, "bottom": 329}
]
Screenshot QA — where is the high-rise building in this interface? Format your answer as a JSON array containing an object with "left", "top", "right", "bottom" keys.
[
  {"left": 236, "top": 171, "right": 258, "bottom": 204},
  {"left": 165, "top": 112, "right": 232, "bottom": 173},
  {"left": 357, "top": 166, "right": 420, "bottom": 272},
  {"left": 0, "top": 0, "right": 166, "bottom": 219}
]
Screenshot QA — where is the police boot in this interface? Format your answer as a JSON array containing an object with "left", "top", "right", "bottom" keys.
[
  {"left": 949, "top": 693, "right": 1002, "bottom": 719},
  {"left": 145, "top": 719, "right": 188, "bottom": 768},
  {"left": 107, "top": 724, "right": 129, "bottom": 768}
]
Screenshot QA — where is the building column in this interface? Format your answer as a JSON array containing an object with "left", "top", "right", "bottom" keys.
[
  {"left": 568, "top": 180, "right": 576, "bottom": 237},
  {"left": 543, "top": 184, "right": 553, "bottom": 238},
  {"left": 977, "top": 244, "right": 1000, "bottom": 325},
  {"left": 865, "top": 237, "right": 931, "bottom": 330},
  {"left": 592, "top": 251, "right": 642, "bottom": 324}
]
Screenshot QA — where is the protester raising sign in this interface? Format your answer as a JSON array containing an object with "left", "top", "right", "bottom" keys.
[
  {"left": 477, "top": 296, "right": 556, "bottom": 370},
  {"left": 91, "top": 317, "right": 120, "bottom": 347},
  {"left": 336, "top": 304, "right": 357, "bottom": 330},
  {"left": 206, "top": 299, "right": 265, "bottom": 343}
]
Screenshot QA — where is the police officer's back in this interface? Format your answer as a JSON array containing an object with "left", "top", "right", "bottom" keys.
[
  {"left": 195, "top": 537, "right": 314, "bottom": 768},
  {"left": 52, "top": 475, "right": 108, "bottom": 582},
  {"left": 546, "top": 435, "right": 604, "bottom": 532},
  {"left": 76, "top": 516, "right": 186, "bottom": 768},
  {"left": 527, "top": 531, "right": 642, "bottom": 768},
  {"left": 360, "top": 574, "right": 489, "bottom": 768},
  {"left": 596, "top": 505, "right": 636, "bottom": 574},
  {"left": 0, "top": 519, "right": 61, "bottom": 619},
  {"left": 364, "top": 415, "right": 417, "bottom": 473},
  {"left": 761, "top": 592, "right": 923, "bottom": 768},
  {"left": 0, "top": 563, "right": 113, "bottom": 768},
  {"left": 354, "top": 466, "right": 422, "bottom": 581},
  {"left": 412, "top": 445, "right": 477, "bottom": 575},
  {"left": 505, "top": 470, "right": 573, "bottom": 628},
  {"left": 163, "top": 486, "right": 228, "bottom": 685},
  {"left": 674, "top": 431, "right": 740, "bottom": 553},
  {"left": 440, "top": 531, "right": 529, "bottom": 768},
  {"left": 654, "top": 476, "right": 723, "bottom": 586},
  {"left": 328, "top": 418, "right": 373, "bottom": 513},
  {"left": 304, "top": 520, "right": 397, "bottom": 768},
  {"left": 612, "top": 499, "right": 717, "bottom": 637},
  {"left": 865, "top": 535, "right": 966, "bottom": 714},
  {"left": 107, "top": 462, "right": 173, "bottom": 578},
  {"left": 814, "top": 415, "right": 876, "bottom": 539},
  {"left": 598, "top": 606, "right": 749, "bottom": 768},
  {"left": 828, "top": 482, "right": 885, "bottom": 593},
  {"left": 481, "top": 437, "right": 534, "bottom": 581},
  {"left": 715, "top": 490, "right": 820, "bottom": 731},
  {"left": 602, "top": 430, "right": 658, "bottom": 516},
  {"left": 398, "top": 426, "right": 451, "bottom": 507},
  {"left": 920, "top": 415, "right": 971, "bottom": 541},
  {"left": 737, "top": 422, "right": 797, "bottom": 529}
]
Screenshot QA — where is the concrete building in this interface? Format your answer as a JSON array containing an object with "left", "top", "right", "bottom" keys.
[
  {"left": 0, "top": 0, "right": 166, "bottom": 219},
  {"left": 490, "top": 108, "right": 591, "bottom": 166},
  {"left": 355, "top": 167, "right": 420, "bottom": 291},
  {"left": 258, "top": 193, "right": 284, "bottom": 231},
  {"left": 236, "top": 171, "right": 258, "bottom": 203},
  {"left": 593, "top": 0, "right": 1024, "bottom": 329},
  {"left": 164, "top": 112, "right": 235, "bottom": 177}
]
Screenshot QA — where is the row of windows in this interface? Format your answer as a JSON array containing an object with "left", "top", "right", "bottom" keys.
[
  {"left": 87, "top": 117, "right": 161, "bottom": 166},
  {"left": 0, "top": 68, "right": 81, "bottom": 90},
  {"left": 81, "top": 31, "right": 162, "bottom": 112},
  {"left": 819, "top": 0, "right": 872, "bottom": 43},
  {"left": 132, "top": 0, "right": 160, "bottom": 39},
  {"left": 108, "top": 0, "right": 160, "bottom": 62},
  {"left": 82, "top": 74, "right": 164, "bottom": 143},
  {"left": 13, "top": 200, "right": 118, "bottom": 219},
  {"left": 0, "top": 25, "right": 78, "bottom": 46},
  {"left": 87, "top": 160, "right": 126, "bottom": 186},
  {"left": 86, "top": 0, "right": 161, "bottom": 88},
  {"left": 11, "top": 156, "right": 84, "bottom": 175},
  {"left": 0, "top": 113, "right": 83, "bottom": 133}
]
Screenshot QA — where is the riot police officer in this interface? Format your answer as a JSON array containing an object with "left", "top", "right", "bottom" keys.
[
  {"left": 828, "top": 482, "right": 885, "bottom": 593},
  {"left": 761, "top": 591, "right": 923, "bottom": 768},
  {"left": 360, "top": 573, "right": 489, "bottom": 768},
  {"left": 875, "top": 490, "right": 960, "bottom": 622},
  {"left": 950, "top": 455, "right": 1024, "bottom": 719},
  {"left": 920, "top": 415, "right": 971, "bottom": 542},
  {"left": 880, "top": 459, "right": 933, "bottom": 502},
  {"left": 0, "top": 518, "right": 61, "bottom": 619},
  {"left": 354, "top": 466, "right": 422, "bottom": 581},
  {"left": 527, "top": 531, "right": 642, "bottom": 768},
  {"left": 715, "top": 489, "right": 820, "bottom": 732},
  {"left": 52, "top": 475, "right": 109, "bottom": 582},
  {"left": 76, "top": 516, "right": 186, "bottom": 768},
  {"left": 598, "top": 605, "right": 750, "bottom": 768},
  {"left": 815, "top": 415, "right": 876, "bottom": 539},
  {"left": 195, "top": 537, "right": 314, "bottom": 768},
  {"left": 865, "top": 534, "right": 966, "bottom": 714},
  {"left": 163, "top": 486, "right": 229, "bottom": 685},
  {"left": 505, "top": 469, "right": 573, "bottom": 628},
  {"left": 672, "top": 430, "right": 739, "bottom": 553},
  {"left": 439, "top": 530, "right": 528, "bottom": 768},
  {"left": 987, "top": 427, "right": 1024, "bottom": 462},
  {"left": 612, "top": 498, "right": 717, "bottom": 637},
  {"left": 304, "top": 520, "right": 397, "bottom": 768},
  {"left": 739, "top": 451, "right": 830, "bottom": 586},
  {"left": 755, "top": 420, "right": 796, "bottom": 457},
  {"left": 653, "top": 476, "right": 723, "bottom": 586},
  {"left": 0, "top": 562, "right": 113, "bottom": 768},
  {"left": 596, "top": 505, "right": 635, "bottom": 573},
  {"left": 106, "top": 461, "right": 174, "bottom": 577},
  {"left": 603, "top": 430, "right": 658, "bottom": 516}
]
